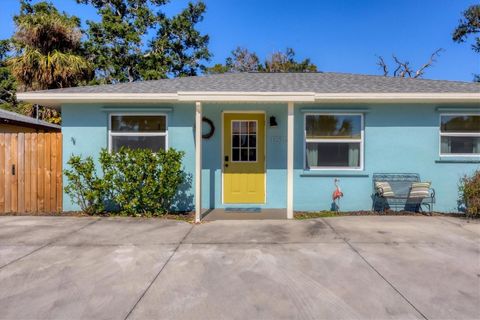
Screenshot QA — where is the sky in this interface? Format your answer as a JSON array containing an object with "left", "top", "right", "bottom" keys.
[{"left": 1, "top": 0, "right": 479, "bottom": 82}]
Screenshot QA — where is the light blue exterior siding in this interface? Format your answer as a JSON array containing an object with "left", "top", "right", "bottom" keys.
[
  {"left": 62, "top": 103, "right": 479, "bottom": 213},
  {"left": 294, "top": 104, "right": 479, "bottom": 212}
]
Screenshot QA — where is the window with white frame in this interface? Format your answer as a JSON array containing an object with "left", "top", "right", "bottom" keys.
[
  {"left": 231, "top": 120, "right": 257, "bottom": 162},
  {"left": 305, "top": 114, "right": 363, "bottom": 169},
  {"left": 440, "top": 114, "right": 480, "bottom": 156},
  {"left": 109, "top": 114, "right": 167, "bottom": 152}
]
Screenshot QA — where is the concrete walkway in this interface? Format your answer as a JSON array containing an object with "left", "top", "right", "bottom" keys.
[{"left": 0, "top": 216, "right": 478, "bottom": 319}]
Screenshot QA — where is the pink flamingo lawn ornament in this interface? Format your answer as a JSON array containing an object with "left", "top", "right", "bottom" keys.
[{"left": 332, "top": 178, "right": 343, "bottom": 211}]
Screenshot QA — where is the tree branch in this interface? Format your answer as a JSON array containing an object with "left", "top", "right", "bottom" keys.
[
  {"left": 414, "top": 48, "right": 444, "bottom": 78},
  {"left": 376, "top": 55, "right": 388, "bottom": 76}
]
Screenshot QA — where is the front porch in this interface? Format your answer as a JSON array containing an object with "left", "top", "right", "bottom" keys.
[
  {"left": 194, "top": 102, "right": 295, "bottom": 222},
  {"left": 201, "top": 208, "right": 288, "bottom": 221}
]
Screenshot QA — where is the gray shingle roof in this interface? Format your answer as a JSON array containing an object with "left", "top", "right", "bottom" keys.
[
  {"left": 28, "top": 72, "right": 480, "bottom": 94},
  {"left": 0, "top": 109, "right": 61, "bottom": 130}
]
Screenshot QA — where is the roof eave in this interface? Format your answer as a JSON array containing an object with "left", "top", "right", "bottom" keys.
[{"left": 17, "top": 91, "right": 480, "bottom": 106}]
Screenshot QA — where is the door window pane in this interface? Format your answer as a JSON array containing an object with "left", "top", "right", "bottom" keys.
[
  {"left": 249, "top": 149, "right": 257, "bottom": 161},
  {"left": 112, "top": 136, "right": 166, "bottom": 152},
  {"left": 111, "top": 115, "right": 166, "bottom": 132},
  {"left": 232, "top": 121, "right": 240, "bottom": 134},
  {"left": 232, "top": 135, "right": 240, "bottom": 148},
  {"left": 241, "top": 149, "right": 248, "bottom": 161},
  {"left": 232, "top": 148, "right": 240, "bottom": 161},
  {"left": 248, "top": 135, "right": 256, "bottom": 147},
  {"left": 231, "top": 120, "right": 258, "bottom": 162},
  {"left": 249, "top": 122, "right": 256, "bottom": 133}
]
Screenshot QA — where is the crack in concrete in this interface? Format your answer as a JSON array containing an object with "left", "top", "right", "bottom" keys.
[
  {"left": 124, "top": 223, "right": 196, "bottom": 320},
  {"left": 434, "top": 216, "right": 480, "bottom": 237},
  {"left": 321, "top": 218, "right": 429, "bottom": 320},
  {"left": 0, "top": 218, "right": 101, "bottom": 271}
]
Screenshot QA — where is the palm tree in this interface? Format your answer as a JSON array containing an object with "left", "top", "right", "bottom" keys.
[{"left": 8, "top": 1, "right": 92, "bottom": 91}]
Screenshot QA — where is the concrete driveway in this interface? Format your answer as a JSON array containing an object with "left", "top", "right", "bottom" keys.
[{"left": 0, "top": 216, "right": 478, "bottom": 320}]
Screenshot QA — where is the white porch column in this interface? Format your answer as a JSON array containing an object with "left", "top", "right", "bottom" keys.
[
  {"left": 287, "top": 102, "right": 294, "bottom": 219},
  {"left": 195, "top": 101, "right": 202, "bottom": 223}
]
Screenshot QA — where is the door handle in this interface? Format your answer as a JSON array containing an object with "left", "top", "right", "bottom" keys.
[{"left": 12, "top": 164, "right": 15, "bottom": 175}]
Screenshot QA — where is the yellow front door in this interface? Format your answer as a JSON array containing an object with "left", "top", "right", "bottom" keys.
[{"left": 223, "top": 113, "right": 265, "bottom": 204}]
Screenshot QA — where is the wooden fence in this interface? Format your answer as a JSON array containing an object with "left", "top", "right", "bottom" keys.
[{"left": 0, "top": 133, "right": 62, "bottom": 213}]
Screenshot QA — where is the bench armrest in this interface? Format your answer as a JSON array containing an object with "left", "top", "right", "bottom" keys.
[
  {"left": 429, "top": 187, "right": 436, "bottom": 199},
  {"left": 375, "top": 186, "right": 384, "bottom": 196}
]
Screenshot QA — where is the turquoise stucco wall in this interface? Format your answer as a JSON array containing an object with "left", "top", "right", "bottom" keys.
[
  {"left": 62, "top": 102, "right": 479, "bottom": 213},
  {"left": 61, "top": 103, "right": 196, "bottom": 211},
  {"left": 294, "top": 104, "right": 479, "bottom": 212}
]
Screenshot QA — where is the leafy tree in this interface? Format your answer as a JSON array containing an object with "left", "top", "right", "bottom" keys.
[
  {"left": 206, "top": 47, "right": 317, "bottom": 73},
  {"left": 264, "top": 48, "right": 317, "bottom": 73},
  {"left": 0, "top": 40, "right": 17, "bottom": 111},
  {"left": 8, "top": 0, "right": 92, "bottom": 91},
  {"left": 452, "top": 4, "right": 480, "bottom": 81},
  {"left": 77, "top": 0, "right": 211, "bottom": 83}
]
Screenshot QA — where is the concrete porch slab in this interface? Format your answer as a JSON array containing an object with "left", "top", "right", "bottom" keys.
[{"left": 202, "top": 208, "right": 287, "bottom": 221}]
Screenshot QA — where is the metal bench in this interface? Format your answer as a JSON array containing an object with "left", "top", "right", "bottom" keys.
[{"left": 372, "top": 173, "right": 435, "bottom": 213}]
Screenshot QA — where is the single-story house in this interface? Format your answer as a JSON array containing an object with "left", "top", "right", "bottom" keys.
[
  {"left": 0, "top": 108, "right": 61, "bottom": 133},
  {"left": 17, "top": 72, "right": 480, "bottom": 221}
]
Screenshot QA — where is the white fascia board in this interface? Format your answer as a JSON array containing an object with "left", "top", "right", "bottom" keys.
[
  {"left": 16, "top": 93, "right": 179, "bottom": 106},
  {"left": 177, "top": 91, "right": 316, "bottom": 102},
  {"left": 314, "top": 93, "right": 480, "bottom": 103},
  {"left": 17, "top": 91, "right": 480, "bottom": 106}
]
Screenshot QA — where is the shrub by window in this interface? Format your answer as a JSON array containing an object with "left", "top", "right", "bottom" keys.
[
  {"left": 459, "top": 170, "right": 480, "bottom": 218},
  {"left": 64, "top": 147, "right": 186, "bottom": 216},
  {"left": 305, "top": 114, "right": 363, "bottom": 169},
  {"left": 109, "top": 114, "right": 167, "bottom": 152},
  {"left": 440, "top": 115, "right": 480, "bottom": 156}
]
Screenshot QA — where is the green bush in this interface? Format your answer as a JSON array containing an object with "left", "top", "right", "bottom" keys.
[
  {"left": 459, "top": 170, "right": 480, "bottom": 218},
  {"left": 64, "top": 155, "right": 108, "bottom": 215},
  {"left": 64, "top": 147, "right": 186, "bottom": 216}
]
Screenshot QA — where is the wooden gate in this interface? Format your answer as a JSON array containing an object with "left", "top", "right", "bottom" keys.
[{"left": 0, "top": 133, "right": 62, "bottom": 213}]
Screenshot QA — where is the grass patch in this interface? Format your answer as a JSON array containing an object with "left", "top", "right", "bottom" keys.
[
  {"left": 293, "top": 210, "right": 460, "bottom": 220},
  {"left": 294, "top": 211, "right": 341, "bottom": 220}
]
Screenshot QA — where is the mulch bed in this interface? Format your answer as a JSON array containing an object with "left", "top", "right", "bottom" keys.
[
  {"left": 1, "top": 210, "right": 470, "bottom": 222},
  {"left": 0, "top": 211, "right": 196, "bottom": 222}
]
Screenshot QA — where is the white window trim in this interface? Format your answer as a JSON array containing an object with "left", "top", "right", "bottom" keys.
[
  {"left": 303, "top": 113, "right": 364, "bottom": 171},
  {"left": 439, "top": 113, "right": 480, "bottom": 157},
  {"left": 108, "top": 113, "right": 168, "bottom": 152},
  {"left": 230, "top": 119, "right": 259, "bottom": 163}
]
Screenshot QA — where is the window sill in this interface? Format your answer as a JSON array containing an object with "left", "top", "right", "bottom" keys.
[
  {"left": 300, "top": 170, "right": 369, "bottom": 177},
  {"left": 435, "top": 158, "right": 480, "bottom": 164}
]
